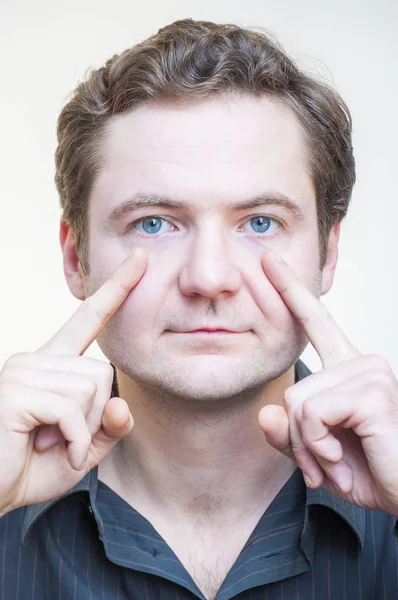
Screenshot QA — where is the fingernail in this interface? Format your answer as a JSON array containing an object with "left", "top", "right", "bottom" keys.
[{"left": 303, "top": 473, "right": 313, "bottom": 487}]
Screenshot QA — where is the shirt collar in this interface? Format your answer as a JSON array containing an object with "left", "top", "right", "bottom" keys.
[
  {"left": 22, "top": 359, "right": 366, "bottom": 548},
  {"left": 305, "top": 481, "right": 366, "bottom": 549},
  {"left": 21, "top": 468, "right": 95, "bottom": 545}
]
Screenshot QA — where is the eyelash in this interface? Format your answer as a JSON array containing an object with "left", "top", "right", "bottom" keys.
[{"left": 127, "top": 215, "right": 284, "bottom": 238}]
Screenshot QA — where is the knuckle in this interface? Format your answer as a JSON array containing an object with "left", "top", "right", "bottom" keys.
[
  {"left": 364, "top": 354, "right": 390, "bottom": 374},
  {"left": 100, "top": 362, "right": 115, "bottom": 388},
  {"left": 0, "top": 378, "right": 20, "bottom": 394},
  {"left": 0, "top": 367, "right": 18, "bottom": 386},
  {"left": 301, "top": 430, "right": 313, "bottom": 447},
  {"left": 363, "top": 382, "right": 393, "bottom": 414},
  {"left": 104, "top": 361, "right": 115, "bottom": 379},
  {"left": 301, "top": 398, "right": 319, "bottom": 421},
  {"left": 84, "top": 296, "right": 112, "bottom": 324},
  {"left": 79, "top": 378, "right": 97, "bottom": 400},
  {"left": 366, "top": 369, "right": 395, "bottom": 393},
  {"left": 291, "top": 443, "right": 308, "bottom": 464},
  {"left": 84, "top": 359, "right": 114, "bottom": 392},
  {"left": 364, "top": 381, "right": 387, "bottom": 401},
  {"left": 0, "top": 380, "right": 18, "bottom": 404},
  {"left": 2, "top": 352, "right": 31, "bottom": 371},
  {"left": 84, "top": 362, "right": 114, "bottom": 401},
  {"left": 300, "top": 303, "right": 328, "bottom": 327},
  {"left": 80, "top": 429, "right": 92, "bottom": 447},
  {"left": 283, "top": 387, "right": 296, "bottom": 410},
  {"left": 61, "top": 400, "right": 83, "bottom": 420}
]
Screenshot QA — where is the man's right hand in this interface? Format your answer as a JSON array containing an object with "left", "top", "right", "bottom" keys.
[{"left": 0, "top": 247, "right": 147, "bottom": 517}]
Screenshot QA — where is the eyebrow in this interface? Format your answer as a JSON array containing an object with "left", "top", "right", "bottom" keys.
[{"left": 105, "top": 191, "right": 305, "bottom": 227}]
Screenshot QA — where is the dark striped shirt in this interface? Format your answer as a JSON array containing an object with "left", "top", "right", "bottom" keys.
[{"left": 1, "top": 360, "right": 398, "bottom": 599}]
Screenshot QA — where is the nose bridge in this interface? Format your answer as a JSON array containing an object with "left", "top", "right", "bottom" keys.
[{"left": 179, "top": 218, "right": 241, "bottom": 298}]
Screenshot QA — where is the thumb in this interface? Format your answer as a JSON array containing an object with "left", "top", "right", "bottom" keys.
[
  {"left": 87, "top": 397, "right": 133, "bottom": 467},
  {"left": 101, "top": 397, "right": 134, "bottom": 439},
  {"left": 258, "top": 404, "right": 293, "bottom": 459}
]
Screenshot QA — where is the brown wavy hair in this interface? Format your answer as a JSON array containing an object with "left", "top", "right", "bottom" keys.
[{"left": 55, "top": 18, "right": 355, "bottom": 274}]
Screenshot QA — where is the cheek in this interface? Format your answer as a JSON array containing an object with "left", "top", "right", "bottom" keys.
[
  {"left": 88, "top": 251, "right": 179, "bottom": 338},
  {"left": 244, "top": 274, "right": 294, "bottom": 333},
  {"left": 238, "top": 245, "right": 320, "bottom": 334}
]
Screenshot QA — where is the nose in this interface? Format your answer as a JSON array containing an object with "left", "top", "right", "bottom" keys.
[{"left": 178, "top": 226, "right": 241, "bottom": 299}]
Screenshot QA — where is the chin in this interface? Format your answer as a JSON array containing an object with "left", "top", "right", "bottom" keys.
[
  {"left": 117, "top": 352, "right": 299, "bottom": 406},
  {"left": 98, "top": 326, "right": 308, "bottom": 405}
]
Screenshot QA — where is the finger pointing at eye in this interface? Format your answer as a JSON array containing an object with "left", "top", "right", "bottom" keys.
[{"left": 261, "top": 250, "right": 360, "bottom": 368}]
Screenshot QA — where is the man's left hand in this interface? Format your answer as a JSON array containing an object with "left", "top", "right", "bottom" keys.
[{"left": 258, "top": 250, "right": 398, "bottom": 517}]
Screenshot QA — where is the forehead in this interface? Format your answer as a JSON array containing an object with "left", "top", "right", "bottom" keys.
[{"left": 91, "top": 94, "right": 315, "bottom": 214}]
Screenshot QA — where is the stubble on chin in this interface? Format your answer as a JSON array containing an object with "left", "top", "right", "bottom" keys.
[{"left": 96, "top": 315, "right": 308, "bottom": 418}]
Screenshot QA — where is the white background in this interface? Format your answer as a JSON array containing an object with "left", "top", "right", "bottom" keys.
[{"left": 0, "top": 0, "right": 397, "bottom": 374}]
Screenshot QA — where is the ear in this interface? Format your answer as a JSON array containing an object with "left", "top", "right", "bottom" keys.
[
  {"left": 60, "top": 220, "right": 87, "bottom": 300},
  {"left": 320, "top": 220, "right": 341, "bottom": 296}
]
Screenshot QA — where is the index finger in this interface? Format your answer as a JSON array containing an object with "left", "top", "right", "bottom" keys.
[
  {"left": 37, "top": 247, "right": 148, "bottom": 356},
  {"left": 262, "top": 250, "right": 360, "bottom": 368}
]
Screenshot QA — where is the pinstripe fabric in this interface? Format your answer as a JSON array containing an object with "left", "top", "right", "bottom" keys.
[{"left": 1, "top": 360, "right": 398, "bottom": 599}]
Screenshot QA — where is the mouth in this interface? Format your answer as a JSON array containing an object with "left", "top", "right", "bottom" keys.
[{"left": 166, "top": 328, "right": 248, "bottom": 335}]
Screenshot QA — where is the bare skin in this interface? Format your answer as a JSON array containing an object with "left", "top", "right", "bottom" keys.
[
  {"left": 0, "top": 247, "right": 147, "bottom": 516},
  {"left": 259, "top": 251, "right": 398, "bottom": 518}
]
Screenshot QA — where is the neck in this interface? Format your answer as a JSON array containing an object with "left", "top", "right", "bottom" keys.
[{"left": 99, "top": 365, "right": 297, "bottom": 519}]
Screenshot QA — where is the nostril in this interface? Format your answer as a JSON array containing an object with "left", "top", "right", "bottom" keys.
[{"left": 179, "top": 260, "right": 242, "bottom": 299}]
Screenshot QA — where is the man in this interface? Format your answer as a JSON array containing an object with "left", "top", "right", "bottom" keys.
[{"left": 1, "top": 17, "right": 397, "bottom": 600}]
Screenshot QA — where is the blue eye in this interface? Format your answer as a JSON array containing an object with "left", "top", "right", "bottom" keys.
[
  {"left": 239, "top": 215, "right": 281, "bottom": 237},
  {"left": 139, "top": 217, "right": 164, "bottom": 234},
  {"left": 129, "top": 216, "right": 176, "bottom": 237},
  {"left": 250, "top": 216, "right": 271, "bottom": 233}
]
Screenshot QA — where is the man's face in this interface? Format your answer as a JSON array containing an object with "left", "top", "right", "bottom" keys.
[{"left": 84, "top": 95, "right": 326, "bottom": 401}]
